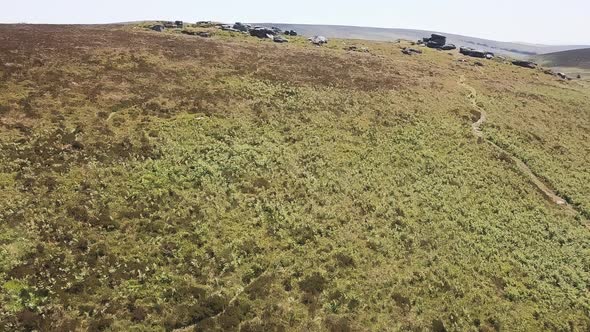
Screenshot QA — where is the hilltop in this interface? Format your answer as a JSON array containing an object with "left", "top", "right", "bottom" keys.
[
  {"left": 0, "top": 23, "right": 589, "bottom": 331},
  {"left": 255, "top": 23, "right": 590, "bottom": 58}
]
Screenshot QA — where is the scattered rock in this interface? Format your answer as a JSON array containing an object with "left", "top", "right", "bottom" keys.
[
  {"left": 309, "top": 36, "right": 328, "bottom": 45},
  {"left": 163, "top": 21, "right": 182, "bottom": 29},
  {"left": 250, "top": 27, "right": 276, "bottom": 38},
  {"left": 471, "top": 50, "right": 487, "bottom": 58},
  {"left": 71, "top": 141, "right": 84, "bottom": 150},
  {"left": 512, "top": 60, "right": 537, "bottom": 69},
  {"left": 440, "top": 44, "right": 456, "bottom": 51},
  {"left": 422, "top": 34, "right": 457, "bottom": 51},
  {"left": 182, "top": 30, "right": 212, "bottom": 38},
  {"left": 273, "top": 35, "right": 288, "bottom": 43},
  {"left": 425, "top": 34, "right": 447, "bottom": 48},
  {"left": 233, "top": 22, "right": 251, "bottom": 32},
  {"left": 460, "top": 47, "right": 491, "bottom": 59},
  {"left": 431, "top": 34, "right": 446, "bottom": 43},
  {"left": 577, "top": 74, "right": 582, "bottom": 79},
  {"left": 474, "top": 61, "right": 484, "bottom": 67},
  {"left": 402, "top": 47, "right": 422, "bottom": 55},
  {"left": 284, "top": 30, "right": 298, "bottom": 36},
  {"left": 426, "top": 40, "right": 443, "bottom": 49},
  {"left": 345, "top": 46, "right": 369, "bottom": 53},
  {"left": 151, "top": 25, "right": 165, "bottom": 32},
  {"left": 221, "top": 25, "right": 240, "bottom": 32},
  {"left": 557, "top": 72, "right": 568, "bottom": 79}
]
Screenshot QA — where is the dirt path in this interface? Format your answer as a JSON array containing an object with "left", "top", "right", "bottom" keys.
[{"left": 458, "top": 75, "right": 579, "bottom": 215}]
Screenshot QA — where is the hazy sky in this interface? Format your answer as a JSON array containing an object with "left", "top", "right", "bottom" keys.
[{"left": 2, "top": 0, "right": 590, "bottom": 45}]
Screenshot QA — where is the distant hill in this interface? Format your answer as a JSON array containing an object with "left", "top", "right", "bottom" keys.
[
  {"left": 256, "top": 23, "right": 589, "bottom": 58},
  {"left": 533, "top": 48, "right": 590, "bottom": 69}
]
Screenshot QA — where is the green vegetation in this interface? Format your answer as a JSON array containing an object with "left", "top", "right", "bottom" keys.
[{"left": 0, "top": 24, "right": 589, "bottom": 331}]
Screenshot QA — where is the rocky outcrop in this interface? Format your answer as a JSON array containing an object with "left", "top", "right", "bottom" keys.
[
  {"left": 512, "top": 60, "right": 537, "bottom": 69},
  {"left": 250, "top": 27, "right": 276, "bottom": 38},
  {"left": 421, "top": 34, "right": 457, "bottom": 51},
  {"left": 233, "top": 22, "right": 251, "bottom": 32},
  {"left": 426, "top": 34, "right": 447, "bottom": 48},
  {"left": 460, "top": 47, "right": 491, "bottom": 59},
  {"left": 440, "top": 44, "right": 456, "bottom": 51}
]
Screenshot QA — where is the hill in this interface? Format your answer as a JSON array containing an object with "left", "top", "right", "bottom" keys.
[
  {"left": 256, "top": 23, "right": 590, "bottom": 58},
  {"left": 532, "top": 48, "right": 590, "bottom": 78},
  {"left": 1, "top": 24, "right": 590, "bottom": 331}
]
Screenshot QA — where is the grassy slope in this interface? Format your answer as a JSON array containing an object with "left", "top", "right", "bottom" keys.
[
  {"left": 533, "top": 48, "right": 590, "bottom": 69},
  {"left": 0, "top": 24, "right": 589, "bottom": 331},
  {"left": 532, "top": 48, "right": 590, "bottom": 79}
]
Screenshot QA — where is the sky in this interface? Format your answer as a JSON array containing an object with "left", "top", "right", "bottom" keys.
[{"left": 2, "top": 0, "right": 590, "bottom": 45}]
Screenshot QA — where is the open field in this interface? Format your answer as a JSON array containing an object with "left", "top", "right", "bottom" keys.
[{"left": 1, "top": 24, "right": 590, "bottom": 331}]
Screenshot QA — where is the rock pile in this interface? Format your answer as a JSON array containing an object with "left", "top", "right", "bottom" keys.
[
  {"left": 420, "top": 34, "right": 456, "bottom": 51},
  {"left": 425, "top": 34, "right": 447, "bottom": 48}
]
